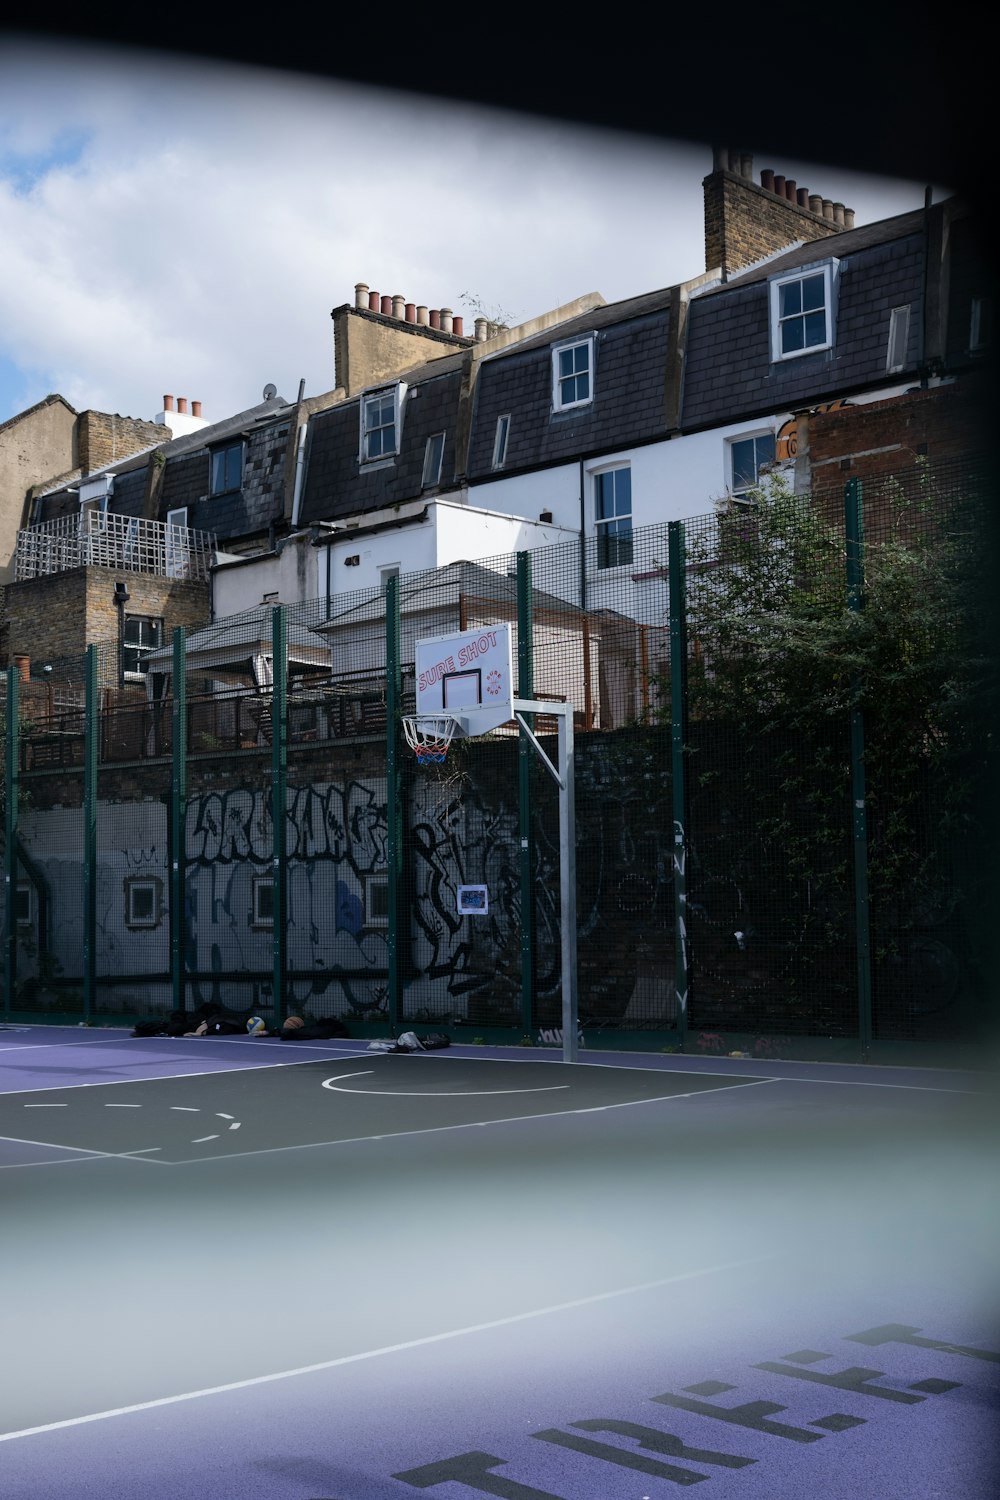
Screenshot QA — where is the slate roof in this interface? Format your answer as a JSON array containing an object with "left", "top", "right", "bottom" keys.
[
  {"left": 298, "top": 366, "right": 466, "bottom": 527},
  {"left": 32, "top": 395, "right": 293, "bottom": 533},
  {"left": 681, "top": 213, "right": 927, "bottom": 430},
  {"left": 467, "top": 296, "right": 674, "bottom": 478}
]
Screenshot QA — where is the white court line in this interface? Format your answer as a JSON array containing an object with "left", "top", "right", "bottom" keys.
[
  {"left": 0, "top": 1036, "right": 135, "bottom": 1054},
  {"left": 158, "top": 1076, "right": 778, "bottom": 1165},
  {"left": 0, "top": 1053, "right": 370, "bottom": 1099},
  {"left": 0, "top": 1253, "right": 773, "bottom": 1445},
  {"left": 2, "top": 1037, "right": 979, "bottom": 1094},
  {"left": 0, "top": 1133, "right": 117, "bottom": 1164},
  {"left": 322, "top": 1070, "right": 571, "bottom": 1097}
]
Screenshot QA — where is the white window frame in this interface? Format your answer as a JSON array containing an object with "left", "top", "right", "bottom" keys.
[
  {"left": 165, "top": 506, "right": 189, "bottom": 579},
  {"left": 492, "top": 414, "right": 511, "bottom": 469},
  {"left": 768, "top": 261, "right": 838, "bottom": 362},
  {"left": 124, "top": 876, "right": 162, "bottom": 929},
  {"left": 252, "top": 875, "right": 275, "bottom": 928},
  {"left": 365, "top": 874, "right": 390, "bottom": 927},
  {"left": 593, "top": 463, "right": 633, "bottom": 570},
  {"left": 421, "top": 432, "right": 445, "bottom": 488},
  {"left": 886, "top": 306, "right": 911, "bottom": 373},
  {"left": 552, "top": 336, "right": 595, "bottom": 412},
  {"left": 379, "top": 564, "right": 400, "bottom": 594},
  {"left": 122, "top": 615, "right": 164, "bottom": 681},
  {"left": 728, "top": 430, "right": 777, "bottom": 503},
  {"left": 360, "top": 383, "right": 405, "bottom": 463}
]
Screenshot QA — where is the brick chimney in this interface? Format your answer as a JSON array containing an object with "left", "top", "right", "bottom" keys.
[
  {"left": 704, "top": 147, "right": 854, "bottom": 280},
  {"left": 331, "top": 279, "right": 480, "bottom": 396}
]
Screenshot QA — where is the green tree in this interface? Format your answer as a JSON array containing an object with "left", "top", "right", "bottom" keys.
[{"left": 665, "top": 469, "right": 988, "bottom": 1031}]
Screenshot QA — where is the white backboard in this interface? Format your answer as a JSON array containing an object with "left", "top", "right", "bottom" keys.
[{"left": 414, "top": 624, "right": 513, "bottom": 733}]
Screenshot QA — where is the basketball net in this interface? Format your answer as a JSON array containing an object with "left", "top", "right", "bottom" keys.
[{"left": 402, "top": 714, "right": 460, "bottom": 767}]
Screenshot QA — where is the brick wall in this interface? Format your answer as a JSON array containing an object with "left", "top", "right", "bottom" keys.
[
  {"left": 704, "top": 168, "right": 842, "bottom": 279},
  {"left": 77, "top": 411, "right": 169, "bottom": 474},
  {"left": 807, "top": 382, "right": 989, "bottom": 524},
  {"left": 332, "top": 306, "right": 468, "bottom": 396},
  {"left": 2, "top": 567, "right": 210, "bottom": 682}
]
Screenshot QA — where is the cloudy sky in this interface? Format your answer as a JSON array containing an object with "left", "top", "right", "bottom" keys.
[{"left": 0, "top": 34, "right": 946, "bottom": 430}]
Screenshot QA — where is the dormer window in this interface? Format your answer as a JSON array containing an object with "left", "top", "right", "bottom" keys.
[
  {"left": 492, "top": 414, "right": 511, "bottom": 470},
  {"left": 210, "top": 442, "right": 243, "bottom": 495},
  {"left": 970, "top": 295, "right": 992, "bottom": 352},
  {"left": 552, "top": 336, "right": 594, "bottom": 411},
  {"left": 769, "top": 262, "right": 838, "bottom": 361},
  {"left": 422, "top": 432, "right": 445, "bottom": 488},
  {"left": 360, "top": 384, "right": 405, "bottom": 462}
]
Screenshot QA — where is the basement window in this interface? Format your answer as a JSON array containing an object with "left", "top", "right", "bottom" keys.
[
  {"left": 252, "top": 876, "right": 275, "bottom": 928},
  {"left": 125, "top": 876, "right": 162, "bottom": 929}
]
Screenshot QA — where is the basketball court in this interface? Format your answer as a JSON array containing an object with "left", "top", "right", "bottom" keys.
[{"left": 1, "top": 1023, "right": 997, "bottom": 1499}]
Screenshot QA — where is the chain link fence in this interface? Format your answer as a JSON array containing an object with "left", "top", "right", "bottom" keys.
[{"left": 3, "top": 458, "right": 993, "bottom": 1057}]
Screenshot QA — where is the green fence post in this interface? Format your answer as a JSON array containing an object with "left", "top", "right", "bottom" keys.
[
  {"left": 82, "top": 644, "right": 98, "bottom": 1023},
  {"left": 385, "top": 573, "right": 403, "bottom": 1031},
  {"left": 845, "top": 478, "right": 873, "bottom": 1061},
  {"left": 4, "top": 667, "right": 19, "bottom": 1018},
  {"left": 271, "top": 606, "right": 288, "bottom": 1028},
  {"left": 170, "top": 628, "right": 187, "bottom": 1016},
  {"left": 517, "top": 551, "right": 536, "bottom": 1037},
  {"left": 668, "top": 521, "right": 690, "bottom": 1048}
]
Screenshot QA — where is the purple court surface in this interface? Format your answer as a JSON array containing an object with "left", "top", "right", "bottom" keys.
[{"left": 1, "top": 1024, "right": 997, "bottom": 1500}]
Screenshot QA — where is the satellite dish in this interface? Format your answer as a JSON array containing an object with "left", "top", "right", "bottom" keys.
[{"left": 262, "top": 383, "right": 277, "bottom": 400}]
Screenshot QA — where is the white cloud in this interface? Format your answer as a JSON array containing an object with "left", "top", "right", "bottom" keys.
[{"left": 0, "top": 36, "right": 932, "bottom": 426}]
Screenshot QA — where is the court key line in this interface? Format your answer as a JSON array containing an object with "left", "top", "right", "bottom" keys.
[
  {"left": 143, "top": 1075, "right": 780, "bottom": 1165},
  {"left": 0, "top": 1253, "right": 774, "bottom": 1446},
  {"left": 321, "top": 1070, "right": 571, "bottom": 1097}
]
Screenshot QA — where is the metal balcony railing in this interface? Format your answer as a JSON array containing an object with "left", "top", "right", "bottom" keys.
[{"left": 13, "top": 512, "right": 217, "bottom": 583}]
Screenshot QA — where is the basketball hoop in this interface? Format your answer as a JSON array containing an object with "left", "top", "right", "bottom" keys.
[{"left": 402, "top": 715, "right": 460, "bottom": 767}]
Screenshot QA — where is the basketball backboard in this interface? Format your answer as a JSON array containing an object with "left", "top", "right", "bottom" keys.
[{"left": 414, "top": 624, "right": 513, "bottom": 734}]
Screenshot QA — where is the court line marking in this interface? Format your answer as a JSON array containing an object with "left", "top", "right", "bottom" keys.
[
  {"left": 0, "top": 1073, "right": 774, "bottom": 1170},
  {"left": 0, "top": 1036, "right": 139, "bottom": 1054},
  {"left": 0, "top": 1133, "right": 117, "bottom": 1162},
  {"left": 322, "top": 1071, "right": 571, "bottom": 1098},
  {"left": 150, "top": 1076, "right": 779, "bottom": 1164},
  {"left": 297, "top": 1045, "right": 987, "bottom": 1094},
  {"left": 0, "top": 1253, "right": 774, "bottom": 1446},
  {"left": 0, "top": 1053, "right": 371, "bottom": 1098},
  {"left": 1, "top": 1037, "right": 981, "bottom": 1093}
]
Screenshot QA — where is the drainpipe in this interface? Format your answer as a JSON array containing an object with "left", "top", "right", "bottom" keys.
[
  {"left": 578, "top": 458, "right": 587, "bottom": 610},
  {"left": 114, "top": 581, "right": 130, "bottom": 688},
  {"left": 290, "top": 421, "right": 309, "bottom": 527}
]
